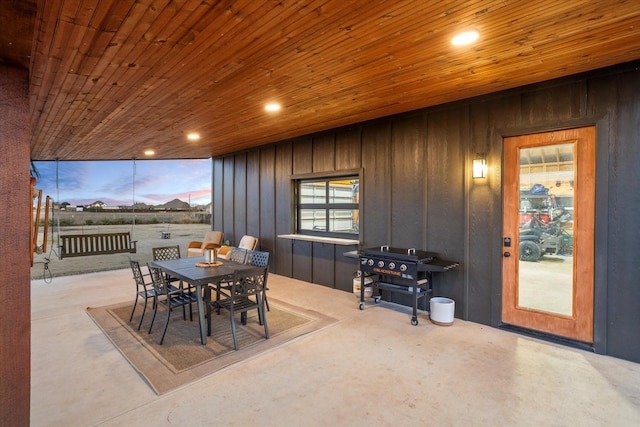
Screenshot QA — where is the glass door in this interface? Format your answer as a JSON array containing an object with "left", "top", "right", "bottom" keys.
[{"left": 501, "top": 127, "right": 595, "bottom": 343}]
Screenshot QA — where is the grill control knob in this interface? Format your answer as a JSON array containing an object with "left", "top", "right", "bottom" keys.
[
  {"left": 367, "top": 259, "right": 374, "bottom": 266},
  {"left": 388, "top": 262, "right": 396, "bottom": 270},
  {"left": 377, "top": 260, "right": 384, "bottom": 268},
  {"left": 400, "top": 264, "right": 407, "bottom": 271}
]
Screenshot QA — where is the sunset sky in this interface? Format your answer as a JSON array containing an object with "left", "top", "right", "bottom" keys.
[{"left": 33, "top": 159, "right": 212, "bottom": 207}]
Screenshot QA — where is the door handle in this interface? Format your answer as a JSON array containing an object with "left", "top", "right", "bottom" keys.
[{"left": 504, "top": 252, "right": 511, "bottom": 258}]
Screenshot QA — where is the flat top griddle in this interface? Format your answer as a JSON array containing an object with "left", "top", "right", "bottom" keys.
[
  {"left": 361, "top": 245, "right": 437, "bottom": 263},
  {"left": 357, "top": 245, "right": 458, "bottom": 326}
]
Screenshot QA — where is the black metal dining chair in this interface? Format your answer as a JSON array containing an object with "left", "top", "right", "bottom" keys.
[
  {"left": 152, "top": 245, "right": 181, "bottom": 261},
  {"left": 228, "top": 247, "right": 248, "bottom": 263},
  {"left": 147, "top": 263, "right": 198, "bottom": 345},
  {"left": 214, "top": 247, "right": 248, "bottom": 301},
  {"left": 152, "top": 245, "right": 185, "bottom": 289},
  {"left": 246, "top": 250, "right": 270, "bottom": 311},
  {"left": 128, "top": 258, "right": 158, "bottom": 331},
  {"left": 212, "top": 266, "right": 269, "bottom": 350}
]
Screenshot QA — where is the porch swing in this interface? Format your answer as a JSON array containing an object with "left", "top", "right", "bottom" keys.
[
  {"left": 30, "top": 165, "right": 50, "bottom": 267},
  {"left": 57, "top": 159, "right": 137, "bottom": 259}
]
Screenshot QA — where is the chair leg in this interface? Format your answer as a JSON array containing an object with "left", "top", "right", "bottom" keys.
[
  {"left": 149, "top": 298, "right": 159, "bottom": 334},
  {"left": 160, "top": 302, "right": 172, "bottom": 345},
  {"left": 137, "top": 298, "right": 148, "bottom": 330},
  {"left": 230, "top": 309, "right": 239, "bottom": 350},
  {"left": 257, "top": 293, "right": 267, "bottom": 326},
  {"left": 264, "top": 290, "right": 270, "bottom": 312},
  {"left": 129, "top": 295, "right": 139, "bottom": 322},
  {"left": 259, "top": 299, "right": 269, "bottom": 339},
  {"left": 215, "top": 288, "right": 222, "bottom": 315},
  {"left": 180, "top": 281, "right": 194, "bottom": 322}
]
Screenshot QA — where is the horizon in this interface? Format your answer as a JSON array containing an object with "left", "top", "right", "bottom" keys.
[
  {"left": 33, "top": 159, "right": 212, "bottom": 207},
  {"left": 56, "top": 197, "right": 207, "bottom": 208}
]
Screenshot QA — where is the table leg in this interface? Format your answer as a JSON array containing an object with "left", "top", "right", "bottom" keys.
[
  {"left": 196, "top": 284, "right": 207, "bottom": 345},
  {"left": 204, "top": 285, "right": 212, "bottom": 336}
]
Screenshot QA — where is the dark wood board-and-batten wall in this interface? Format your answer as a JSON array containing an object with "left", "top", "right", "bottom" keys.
[{"left": 212, "top": 60, "right": 640, "bottom": 364}]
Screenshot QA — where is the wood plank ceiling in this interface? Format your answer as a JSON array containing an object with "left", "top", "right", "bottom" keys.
[{"left": 2, "top": 0, "right": 640, "bottom": 161}]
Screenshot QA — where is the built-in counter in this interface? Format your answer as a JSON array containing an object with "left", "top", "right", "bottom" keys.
[{"left": 277, "top": 234, "right": 360, "bottom": 246}]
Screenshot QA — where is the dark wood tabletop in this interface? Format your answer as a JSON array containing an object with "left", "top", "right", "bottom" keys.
[
  {"left": 149, "top": 256, "right": 256, "bottom": 345},
  {"left": 149, "top": 256, "right": 254, "bottom": 286}
]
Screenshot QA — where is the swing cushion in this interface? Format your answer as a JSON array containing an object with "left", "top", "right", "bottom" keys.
[{"left": 59, "top": 232, "right": 137, "bottom": 259}]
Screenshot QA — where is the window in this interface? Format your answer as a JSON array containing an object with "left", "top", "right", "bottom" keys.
[{"left": 296, "top": 176, "right": 359, "bottom": 237}]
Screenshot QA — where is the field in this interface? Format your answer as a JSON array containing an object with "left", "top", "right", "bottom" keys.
[{"left": 31, "top": 223, "right": 212, "bottom": 281}]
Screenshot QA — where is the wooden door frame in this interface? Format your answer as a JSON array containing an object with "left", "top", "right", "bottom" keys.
[
  {"left": 492, "top": 118, "right": 609, "bottom": 353},
  {"left": 502, "top": 127, "right": 595, "bottom": 343}
]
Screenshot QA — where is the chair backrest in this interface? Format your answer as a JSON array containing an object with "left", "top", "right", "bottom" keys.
[
  {"left": 237, "top": 235, "right": 258, "bottom": 251},
  {"left": 152, "top": 245, "right": 181, "bottom": 261},
  {"left": 229, "top": 247, "right": 248, "bottom": 263},
  {"left": 231, "top": 266, "right": 268, "bottom": 298},
  {"left": 147, "top": 264, "right": 172, "bottom": 295},
  {"left": 202, "top": 231, "right": 224, "bottom": 248},
  {"left": 246, "top": 250, "right": 269, "bottom": 267},
  {"left": 129, "top": 258, "right": 147, "bottom": 288}
]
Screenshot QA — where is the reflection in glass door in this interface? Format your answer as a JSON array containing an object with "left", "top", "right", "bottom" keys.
[{"left": 518, "top": 144, "right": 574, "bottom": 316}]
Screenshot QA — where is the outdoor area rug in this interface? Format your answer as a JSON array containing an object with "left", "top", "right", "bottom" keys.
[{"left": 87, "top": 298, "right": 337, "bottom": 394}]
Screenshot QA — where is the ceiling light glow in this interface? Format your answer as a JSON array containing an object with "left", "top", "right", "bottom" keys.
[
  {"left": 187, "top": 132, "right": 200, "bottom": 141},
  {"left": 144, "top": 149, "right": 155, "bottom": 156},
  {"left": 451, "top": 31, "right": 479, "bottom": 46},
  {"left": 265, "top": 103, "right": 281, "bottom": 112}
]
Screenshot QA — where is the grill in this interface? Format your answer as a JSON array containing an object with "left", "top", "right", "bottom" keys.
[{"left": 358, "top": 245, "right": 459, "bottom": 325}]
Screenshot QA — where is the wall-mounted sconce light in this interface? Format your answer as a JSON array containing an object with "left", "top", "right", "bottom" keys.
[{"left": 472, "top": 155, "right": 487, "bottom": 179}]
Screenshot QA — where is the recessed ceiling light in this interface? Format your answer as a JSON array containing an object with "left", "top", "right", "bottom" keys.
[
  {"left": 187, "top": 132, "right": 200, "bottom": 141},
  {"left": 265, "top": 103, "right": 281, "bottom": 112},
  {"left": 451, "top": 31, "right": 479, "bottom": 46},
  {"left": 144, "top": 149, "right": 155, "bottom": 156}
]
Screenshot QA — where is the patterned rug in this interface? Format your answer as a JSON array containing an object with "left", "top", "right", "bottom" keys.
[{"left": 87, "top": 298, "right": 337, "bottom": 394}]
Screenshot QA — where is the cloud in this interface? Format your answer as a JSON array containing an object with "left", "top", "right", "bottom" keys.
[
  {"left": 32, "top": 161, "right": 91, "bottom": 198},
  {"left": 32, "top": 159, "right": 211, "bottom": 206}
]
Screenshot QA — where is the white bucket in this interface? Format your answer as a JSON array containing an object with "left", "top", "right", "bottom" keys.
[
  {"left": 353, "top": 276, "right": 373, "bottom": 298},
  {"left": 430, "top": 297, "right": 455, "bottom": 326}
]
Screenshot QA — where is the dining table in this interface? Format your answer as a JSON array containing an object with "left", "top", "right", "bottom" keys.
[{"left": 149, "top": 256, "right": 256, "bottom": 345}]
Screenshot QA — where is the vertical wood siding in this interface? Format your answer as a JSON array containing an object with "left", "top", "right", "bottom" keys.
[
  {"left": 362, "top": 122, "right": 392, "bottom": 245},
  {"left": 258, "top": 147, "right": 276, "bottom": 258},
  {"left": 212, "top": 61, "right": 640, "bottom": 363},
  {"left": 274, "top": 144, "right": 293, "bottom": 275},
  {"left": 599, "top": 70, "right": 640, "bottom": 362},
  {"left": 212, "top": 158, "right": 224, "bottom": 232},
  {"left": 246, "top": 151, "right": 260, "bottom": 239}
]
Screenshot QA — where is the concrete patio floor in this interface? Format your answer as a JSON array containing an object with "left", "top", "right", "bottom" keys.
[{"left": 31, "top": 269, "right": 640, "bottom": 426}]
